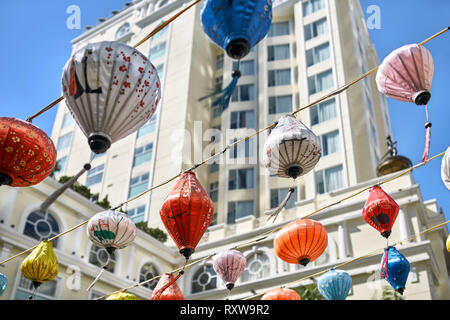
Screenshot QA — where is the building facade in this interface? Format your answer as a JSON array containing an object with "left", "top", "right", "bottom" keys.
[{"left": 0, "top": 0, "right": 448, "bottom": 300}]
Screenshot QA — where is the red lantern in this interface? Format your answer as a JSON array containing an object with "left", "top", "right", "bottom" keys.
[
  {"left": 261, "top": 287, "right": 301, "bottom": 300},
  {"left": 159, "top": 171, "right": 214, "bottom": 260},
  {"left": 0, "top": 118, "right": 56, "bottom": 187},
  {"left": 362, "top": 185, "right": 399, "bottom": 238},
  {"left": 150, "top": 273, "right": 185, "bottom": 300}
]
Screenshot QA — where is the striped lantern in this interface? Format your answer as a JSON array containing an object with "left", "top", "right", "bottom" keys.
[
  {"left": 160, "top": 171, "right": 214, "bottom": 260},
  {"left": 261, "top": 287, "right": 301, "bottom": 300},
  {"left": 87, "top": 210, "right": 137, "bottom": 254},
  {"left": 0, "top": 117, "right": 56, "bottom": 187},
  {"left": 274, "top": 219, "right": 328, "bottom": 266},
  {"left": 317, "top": 269, "right": 352, "bottom": 300},
  {"left": 62, "top": 41, "right": 161, "bottom": 154},
  {"left": 263, "top": 115, "right": 321, "bottom": 179},
  {"left": 212, "top": 249, "right": 247, "bottom": 291}
]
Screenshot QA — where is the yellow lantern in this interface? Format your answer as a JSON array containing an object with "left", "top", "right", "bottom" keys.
[
  {"left": 106, "top": 291, "right": 138, "bottom": 300},
  {"left": 20, "top": 241, "right": 59, "bottom": 289},
  {"left": 446, "top": 234, "right": 450, "bottom": 253}
]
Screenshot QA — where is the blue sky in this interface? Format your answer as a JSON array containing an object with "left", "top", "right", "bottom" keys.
[{"left": 0, "top": 1, "right": 448, "bottom": 226}]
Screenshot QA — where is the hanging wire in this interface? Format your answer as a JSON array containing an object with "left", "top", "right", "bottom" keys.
[{"left": 94, "top": 151, "right": 447, "bottom": 300}]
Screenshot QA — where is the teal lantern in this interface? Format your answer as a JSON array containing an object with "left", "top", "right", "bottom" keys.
[
  {"left": 0, "top": 273, "right": 8, "bottom": 296},
  {"left": 317, "top": 269, "right": 352, "bottom": 300}
]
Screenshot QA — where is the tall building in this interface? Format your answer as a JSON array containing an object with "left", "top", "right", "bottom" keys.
[{"left": 1, "top": 0, "right": 447, "bottom": 300}]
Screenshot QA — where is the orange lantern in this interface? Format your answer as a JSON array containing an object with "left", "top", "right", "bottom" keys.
[
  {"left": 262, "top": 287, "right": 301, "bottom": 300},
  {"left": 0, "top": 117, "right": 56, "bottom": 187},
  {"left": 274, "top": 219, "right": 328, "bottom": 266},
  {"left": 150, "top": 273, "right": 185, "bottom": 300},
  {"left": 160, "top": 171, "right": 214, "bottom": 260}
]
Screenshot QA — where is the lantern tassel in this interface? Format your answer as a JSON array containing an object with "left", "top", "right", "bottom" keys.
[
  {"left": 86, "top": 253, "right": 111, "bottom": 291},
  {"left": 265, "top": 188, "right": 295, "bottom": 223},
  {"left": 421, "top": 122, "right": 431, "bottom": 163},
  {"left": 381, "top": 247, "right": 389, "bottom": 279}
]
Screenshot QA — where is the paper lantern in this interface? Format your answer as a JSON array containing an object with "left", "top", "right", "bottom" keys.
[
  {"left": 0, "top": 273, "right": 7, "bottom": 297},
  {"left": 441, "top": 146, "right": 450, "bottom": 190},
  {"left": 317, "top": 269, "right": 352, "bottom": 300},
  {"left": 261, "top": 287, "right": 301, "bottom": 300},
  {"left": 20, "top": 241, "right": 59, "bottom": 289},
  {"left": 376, "top": 44, "right": 433, "bottom": 106},
  {"left": 87, "top": 210, "right": 137, "bottom": 254},
  {"left": 362, "top": 185, "right": 399, "bottom": 238},
  {"left": 274, "top": 219, "right": 328, "bottom": 266},
  {"left": 0, "top": 117, "right": 56, "bottom": 187},
  {"left": 376, "top": 44, "right": 434, "bottom": 162},
  {"left": 380, "top": 246, "right": 410, "bottom": 295},
  {"left": 160, "top": 171, "right": 214, "bottom": 260},
  {"left": 150, "top": 273, "right": 185, "bottom": 300},
  {"left": 201, "top": 0, "right": 272, "bottom": 59},
  {"left": 107, "top": 291, "right": 138, "bottom": 300},
  {"left": 62, "top": 41, "right": 161, "bottom": 154},
  {"left": 264, "top": 115, "right": 321, "bottom": 179},
  {"left": 212, "top": 249, "right": 246, "bottom": 291}
]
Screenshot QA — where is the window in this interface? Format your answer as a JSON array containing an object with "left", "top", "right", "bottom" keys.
[
  {"left": 304, "top": 17, "right": 328, "bottom": 41},
  {"left": 133, "top": 143, "right": 153, "bottom": 167},
  {"left": 268, "top": 69, "right": 291, "bottom": 87},
  {"left": 268, "top": 44, "right": 290, "bottom": 61},
  {"left": 61, "top": 113, "right": 75, "bottom": 128},
  {"left": 14, "top": 276, "right": 59, "bottom": 300},
  {"left": 129, "top": 173, "right": 150, "bottom": 197},
  {"left": 230, "top": 110, "right": 255, "bottom": 129},
  {"left": 214, "top": 76, "right": 223, "bottom": 92},
  {"left": 269, "top": 95, "right": 292, "bottom": 114},
  {"left": 89, "top": 246, "right": 116, "bottom": 272},
  {"left": 209, "top": 182, "right": 219, "bottom": 202},
  {"left": 240, "top": 252, "right": 270, "bottom": 282},
  {"left": 127, "top": 205, "right": 146, "bottom": 223},
  {"left": 302, "top": 0, "right": 325, "bottom": 16},
  {"left": 115, "top": 22, "right": 130, "bottom": 40},
  {"left": 54, "top": 156, "right": 67, "bottom": 176},
  {"left": 308, "top": 69, "right": 333, "bottom": 95},
  {"left": 231, "top": 84, "right": 255, "bottom": 102},
  {"left": 320, "top": 130, "right": 340, "bottom": 156},
  {"left": 86, "top": 164, "right": 104, "bottom": 186},
  {"left": 268, "top": 21, "right": 289, "bottom": 37},
  {"left": 229, "top": 138, "right": 255, "bottom": 158},
  {"left": 152, "top": 23, "right": 168, "bottom": 40},
  {"left": 140, "top": 263, "right": 160, "bottom": 290},
  {"left": 228, "top": 168, "right": 254, "bottom": 190},
  {"left": 156, "top": 64, "right": 164, "bottom": 78},
  {"left": 23, "top": 211, "right": 60, "bottom": 247},
  {"left": 369, "top": 120, "right": 378, "bottom": 145},
  {"left": 228, "top": 200, "right": 254, "bottom": 224},
  {"left": 216, "top": 54, "right": 224, "bottom": 70},
  {"left": 210, "top": 212, "right": 218, "bottom": 227},
  {"left": 191, "top": 264, "right": 217, "bottom": 294},
  {"left": 210, "top": 160, "right": 219, "bottom": 173},
  {"left": 57, "top": 132, "right": 72, "bottom": 151},
  {"left": 306, "top": 42, "right": 330, "bottom": 66},
  {"left": 159, "top": 0, "right": 169, "bottom": 8},
  {"left": 270, "top": 188, "right": 297, "bottom": 209},
  {"left": 233, "top": 60, "right": 254, "bottom": 76},
  {"left": 310, "top": 98, "right": 337, "bottom": 125},
  {"left": 137, "top": 116, "right": 157, "bottom": 138},
  {"left": 315, "top": 165, "right": 344, "bottom": 194},
  {"left": 149, "top": 42, "right": 166, "bottom": 60}
]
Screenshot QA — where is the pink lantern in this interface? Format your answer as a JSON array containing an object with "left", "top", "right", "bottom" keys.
[
  {"left": 376, "top": 44, "right": 434, "bottom": 162},
  {"left": 212, "top": 249, "right": 246, "bottom": 292}
]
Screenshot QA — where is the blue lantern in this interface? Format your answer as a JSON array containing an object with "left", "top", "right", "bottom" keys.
[
  {"left": 200, "top": 0, "right": 273, "bottom": 60},
  {"left": 380, "top": 246, "right": 410, "bottom": 295},
  {"left": 0, "top": 273, "right": 8, "bottom": 296},
  {"left": 317, "top": 269, "right": 352, "bottom": 300}
]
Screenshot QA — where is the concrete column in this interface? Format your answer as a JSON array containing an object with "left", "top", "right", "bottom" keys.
[
  {"left": 126, "top": 244, "right": 136, "bottom": 278},
  {"left": 398, "top": 209, "right": 411, "bottom": 240},
  {"left": 71, "top": 216, "right": 85, "bottom": 256},
  {"left": 338, "top": 223, "right": 349, "bottom": 259},
  {"left": 0, "top": 187, "right": 18, "bottom": 226}
]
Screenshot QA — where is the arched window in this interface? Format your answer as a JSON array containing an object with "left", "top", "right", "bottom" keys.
[
  {"left": 115, "top": 22, "right": 131, "bottom": 40},
  {"left": 140, "top": 263, "right": 160, "bottom": 290},
  {"left": 240, "top": 251, "right": 271, "bottom": 282},
  {"left": 191, "top": 263, "right": 217, "bottom": 294},
  {"left": 23, "top": 210, "right": 60, "bottom": 247},
  {"left": 89, "top": 245, "right": 116, "bottom": 273}
]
